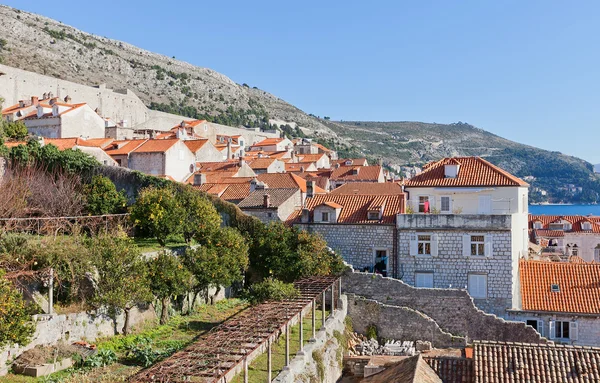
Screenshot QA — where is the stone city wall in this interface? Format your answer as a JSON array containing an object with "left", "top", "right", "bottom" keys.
[
  {"left": 347, "top": 294, "right": 466, "bottom": 348},
  {"left": 343, "top": 271, "right": 545, "bottom": 344}
]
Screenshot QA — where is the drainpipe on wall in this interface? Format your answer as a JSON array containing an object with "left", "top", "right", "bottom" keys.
[{"left": 392, "top": 226, "right": 399, "bottom": 278}]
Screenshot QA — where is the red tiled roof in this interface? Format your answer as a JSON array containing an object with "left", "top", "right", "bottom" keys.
[
  {"left": 404, "top": 157, "right": 528, "bottom": 187},
  {"left": 529, "top": 215, "right": 600, "bottom": 233},
  {"left": 534, "top": 229, "right": 565, "bottom": 238},
  {"left": 520, "top": 259, "right": 600, "bottom": 314},
  {"left": 297, "top": 153, "right": 327, "bottom": 163},
  {"left": 294, "top": 194, "right": 404, "bottom": 224},
  {"left": 330, "top": 165, "right": 383, "bottom": 182},
  {"left": 132, "top": 138, "right": 180, "bottom": 153},
  {"left": 333, "top": 158, "right": 368, "bottom": 166},
  {"left": 184, "top": 139, "right": 209, "bottom": 153},
  {"left": 44, "top": 138, "right": 87, "bottom": 150},
  {"left": 251, "top": 137, "right": 286, "bottom": 147},
  {"left": 285, "top": 162, "right": 316, "bottom": 172},
  {"left": 322, "top": 201, "right": 343, "bottom": 209},
  {"left": 104, "top": 140, "right": 148, "bottom": 156},
  {"left": 472, "top": 340, "right": 600, "bottom": 383},
  {"left": 79, "top": 138, "right": 114, "bottom": 149},
  {"left": 330, "top": 182, "right": 403, "bottom": 195},
  {"left": 196, "top": 160, "right": 241, "bottom": 172},
  {"left": 248, "top": 158, "right": 276, "bottom": 169}
]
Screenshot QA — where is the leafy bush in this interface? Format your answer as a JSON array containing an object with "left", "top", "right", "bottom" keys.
[
  {"left": 249, "top": 278, "right": 299, "bottom": 304},
  {"left": 2, "top": 120, "right": 28, "bottom": 140},
  {"left": 84, "top": 349, "right": 117, "bottom": 367},
  {"left": 366, "top": 324, "right": 378, "bottom": 340},
  {"left": 0, "top": 270, "right": 36, "bottom": 347},
  {"left": 130, "top": 186, "right": 185, "bottom": 246},
  {"left": 84, "top": 175, "right": 127, "bottom": 215}
]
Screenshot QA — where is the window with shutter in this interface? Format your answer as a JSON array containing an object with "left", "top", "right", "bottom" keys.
[
  {"left": 431, "top": 234, "right": 439, "bottom": 257},
  {"left": 569, "top": 322, "right": 578, "bottom": 341},
  {"left": 549, "top": 321, "right": 556, "bottom": 340},
  {"left": 440, "top": 196, "right": 451, "bottom": 213},
  {"left": 415, "top": 272, "right": 434, "bottom": 288},
  {"left": 484, "top": 235, "right": 493, "bottom": 257},
  {"left": 409, "top": 234, "right": 418, "bottom": 256},
  {"left": 468, "top": 274, "right": 487, "bottom": 299},
  {"left": 417, "top": 235, "right": 432, "bottom": 256}
]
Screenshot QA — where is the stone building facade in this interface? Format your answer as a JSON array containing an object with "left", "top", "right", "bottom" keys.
[{"left": 295, "top": 223, "right": 395, "bottom": 272}]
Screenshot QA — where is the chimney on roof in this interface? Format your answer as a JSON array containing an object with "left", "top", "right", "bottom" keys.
[
  {"left": 300, "top": 166, "right": 305, "bottom": 172},
  {"left": 250, "top": 178, "right": 258, "bottom": 193},
  {"left": 378, "top": 157, "right": 383, "bottom": 166},
  {"left": 193, "top": 173, "right": 207, "bottom": 186},
  {"left": 291, "top": 151, "right": 297, "bottom": 163},
  {"left": 64, "top": 95, "right": 72, "bottom": 103},
  {"left": 180, "top": 121, "right": 186, "bottom": 128},
  {"left": 227, "top": 139, "right": 232, "bottom": 160},
  {"left": 42, "top": 92, "right": 48, "bottom": 100},
  {"left": 239, "top": 157, "right": 245, "bottom": 167},
  {"left": 352, "top": 168, "right": 359, "bottom": 176},
  {"left": 263, "top": 193, "right": 271, "bottom": 208},
  {"left": 49, "top": 97, "right": 58, "bottom": 106},
  {"left": 31, "top": 96, "right": 39, "bottom": 106},
  {"left": 301, "top": 208, "right": 310, "bottom": 223},
  {"left": 48, "top": 92, "right": 54, "bottom": 99},
  {"left": 18, "top": 100, "right": 25, "bottom": 108},
  {"left": 307, "top": 180, "right": 315, "bottom": 198}
]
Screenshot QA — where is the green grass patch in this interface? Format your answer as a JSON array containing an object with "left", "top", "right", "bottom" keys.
[
  {"left": 0, "top": 299, "right": 248, "bottom": 383},
  {"left": 230, "top": 308, "right": 330, "bottom": 383}
]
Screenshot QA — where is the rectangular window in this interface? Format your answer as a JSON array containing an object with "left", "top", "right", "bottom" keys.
[
  {"left": 418, "top": 196, "right": 429, "bottom": 213},
  {"left": 368, "top": 211, "right": 379, "bottom": 220},
  {"left": 471, "top": 235, "right": 485, "bottom": 256},
  {"left": 440, "top": 196, "right": 451, "bottom": 213},
  {"left": 555, "top": 321, "right": 570, "bottom": 339},
  {"left": 418, "top": 235, "right": 431, "bottom": 255},
  {"left": 415, "top": 272, "right": 434, "bottom": 288},
  {"left": 468, "top": 274, "right": 487, "bottom": 299},
  {"left": 549, "top": 223, "right": 564, "bottom": 230},
  {"left": 595, "top": 248, "right": 600, "bottom": 262},
  {"left": 321, "top": 212, "right": 329, "bottom": 222}
]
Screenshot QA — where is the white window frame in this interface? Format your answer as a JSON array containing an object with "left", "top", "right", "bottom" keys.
[
  {"left": 468, "top": 273, "right": 487, "bottom": 299},
  {"left": 470, "top": 235, "right": 485, "bottom": 256},
  {"left": 321, "top": 211, "right": 329, "bottom": 222},
  {"left": 415, "top": 271, "right": 434, "bottom": 288},
  {"left": 583, "top": 222, "right": 592, "bottom": 231},
  {"left": 440, "top": 196, "right": 451, "bottom": 213},
  {"left": 417, "top": 234, "right": 432, "bottom": 256},
  {"left": 463, "top": 234, "right": 492, "bottom": 257},
  {"left": 525, "top": 319, "right": 544, "bottom": 336},
  {"left": 549, "top": 320, "right": 577, "bottom": 340},
  {"left": 533, "top": 221, "right": 543, "bottom": 229}
]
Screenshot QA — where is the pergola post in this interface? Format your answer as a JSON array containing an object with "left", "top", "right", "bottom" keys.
[
  {"left": 285, "top": 324, "right": 290, "bottom": 367},
  {"left": 310, "top": 298, "right": 316, "bottom": 341},
  {"left": 321, "top": 290, "right": 326, "bottom": 330},
  {"left": 298, "top": 312, "right": 304, "bottom": 354},
  {"left": 331, "top": 282, "right": 335, "bottom": 313},
  {"left": 267, "top": 340, "right": 272, "bottom": 382},
  {"left": 338, "top": 278, "right": 342, "bottom": 307},
  {"left": 243, "top": 357, "right": 248, "bottom": 383}
]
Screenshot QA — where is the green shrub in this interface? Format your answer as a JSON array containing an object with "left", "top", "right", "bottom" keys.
[
  {"left": 366, "top": 324, "right": 378, "bottom": 340},
  {"left": 84, "top": 175, "right": 127, "bottom": 215},
  {"left": 249, "top": 278, "right": 299, "bottom": 304},
  {"left": 0, "top": 270, "right": 35, "bottom": 347}
]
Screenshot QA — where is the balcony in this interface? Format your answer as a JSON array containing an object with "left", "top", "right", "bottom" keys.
[{"left": 396, "top": 214, "right": 512, "bottom": 230}]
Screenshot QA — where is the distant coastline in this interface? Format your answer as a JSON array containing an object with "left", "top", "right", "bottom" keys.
[{"left": 529, "top": 204, "right": 600, "bottom": 216}]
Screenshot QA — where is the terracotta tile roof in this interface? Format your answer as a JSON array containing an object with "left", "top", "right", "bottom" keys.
[
  {"left": 473, "top": 340, "right": 600, "bottom": 382},
  {"left": 44, "top": 138, "right": 87, "bottom": 150},
  {"left": 255, "top": 173, "right": 326, "bottom": 194},
  {"left": 520, "top": 259, "right": 600, "bottom": 314},
  {"left": 4, "top": 141, "right": 27, "bottom": 148},
  {"left": 297, "top": 153, "right": 327, "bottom": 163},
  {"left": 194, "top": 183, "right": 251, "bottom": 202},
  {"left": 404, "top": 157, "right": 528, "bottom": 187},
  {"left": 285, "top": 162, "right": 316, "bottom": 172},
  {"left": 132, "top": 138, "right": 180, "bottom": 154},
  {"left": 321, "top": 201, "right": 343, "bottom": 209},
  {"left": 363, "top": 354, "right": 442, "bottom": 383},
  {"left": 196, "top": 160, "right": 241, "bottom": 172},
  {"left": 104, "top": 139, "right": 148, "bottom": 156},
  {"left": 248, "top": 158, "right": 276, "bottom": 170},
  {"left": 238, "top": 188, "right": 299, "bottom": 209},
  {"left": 313, "top": 143, "right": 331, "bottom": 152},
  {"left": 529, "top": 215, "right": 600, "bottom": 233},
  {"left": 294, "top": 194, "right": 404, "bottom": 224},
  {"left": 251, "top": 137, "right": 286, "bottom": 147},
  {"left": 534, "top": 229, "right": 565, "bottom": 238},
  {"left": 424, "top": 357, "right": 474, "bottom": 383},
  {"left": 173, "top": 119, "right": 207, "bottom": 129},
  {"left": 184, "top": 139, "right": 209, "bottom": 153},
  {"left": 79, "top": 138, "right": 114, "bottom": 149},
  {"left": 331, "top": 165, "right": 383, "bottom": 182},
  {"left": 333, "top": 158, "right": 368, "bottom": 166},
  {"left": 211, "top": 177, "right": 254, "bottom": 184},
  {"left": 330, "top": 182, "right": 403, "bottom": 195},
  {"left": 202, "top": 171, "right": 239, "bottom": 183}
]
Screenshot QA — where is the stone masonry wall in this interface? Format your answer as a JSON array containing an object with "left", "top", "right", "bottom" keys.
[
  {"left": 295, "top": 224, "right": 395, "bottom": 271},
  {"left": 0, "top": 306, "right": 156, "bottom": 375},
  {"left": 347, "top": 294, "right": 466, "bottom": 348},
  {"left": 343, "top": 271, "right": 545, "bottom": 344},
  {"left": 507, "top": 311, "right": 600, "bottom": 348},
  {"left": 397, "top": 230, "right": 513, "bottom": 316}
]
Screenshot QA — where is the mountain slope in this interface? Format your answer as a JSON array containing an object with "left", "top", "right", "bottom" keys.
[{"left": 0, "top": 5, "right": 598, "bottom": 203}]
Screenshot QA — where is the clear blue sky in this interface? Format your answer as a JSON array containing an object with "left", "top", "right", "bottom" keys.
[{"left": 5, "top": 1, "right": 599, "bottom": 163}]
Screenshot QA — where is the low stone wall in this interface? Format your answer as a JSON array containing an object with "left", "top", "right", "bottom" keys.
[
  {"left": 343, "top": 271, "right": 545, "bottom": 344},
  {"left": 347, "top": 294, "right": 466, "bottom": 348},
  {"left": 0, "top": 306, "right": 156, "bottom": 376},
  {"left": 272, "top": 296, "right": 347, "bottom": 383}
]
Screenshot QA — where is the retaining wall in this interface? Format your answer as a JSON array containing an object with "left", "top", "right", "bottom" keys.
[
  {"left": 347, "top": 294, "right": 466, "bottom": 348},
  {"left": 343, "top": 271, "right": 545, "bottom": 344}
]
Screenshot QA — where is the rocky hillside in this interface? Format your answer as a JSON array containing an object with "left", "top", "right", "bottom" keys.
[{"left": 0, "top": 5, "right": 598, "bottom": 203}]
